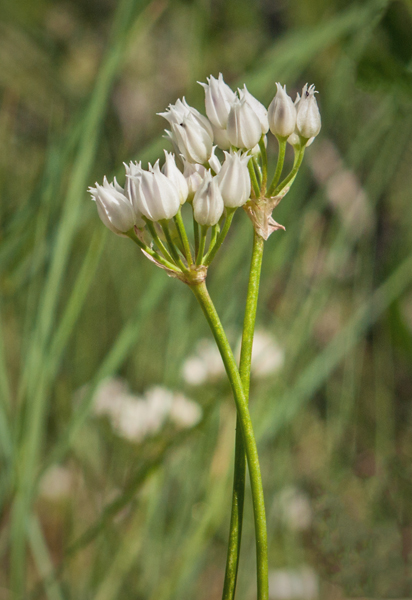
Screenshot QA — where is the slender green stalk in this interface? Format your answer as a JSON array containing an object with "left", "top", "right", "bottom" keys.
[
  {"left": 259, "top": 137, "right": 268, "bottom": 192},
  {"left": 174, "top": 209, "right": 193, "bottom": 265},
  {"left": 222, "top": 231, "right": 265, "bottom": 600},
  {"left": 196, "top": 226, "right": 208, "bottom": 265},
  {"left": 190, "top": 281, "right": 268, "bottom": 600},
  {"left": 204, "top": 209, "right": 235, "bottom": 266},
  {"left": 160, "top": 221, "right": 188, "bottom": 273},
  {"left": 193, "top": 215, "right": 200, "bottom": 256},
  {"left": 252, "top": 157, "right": 262, "bottom": 189},
  {"left": 248, "top": 160, "right": 260, "bottom": 198},
  {"left": 272, "top": 146, "right": 305, "bottom": 197},
  {"left": 267, "top": 138, "right": 287, "bottom": 197},
  {"left": 144, "top": 218, "right": 175, "bottom": 264},
  {"left": 207, "top": 224, "right": 219, "bottom": 257},
  {"left": 126, "top": 230, "right": 180, "bottom": 272}
]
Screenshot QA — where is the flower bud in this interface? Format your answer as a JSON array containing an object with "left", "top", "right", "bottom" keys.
[
  {"left": 296, "top": 84, "right": 321, "bottom": 140},
  {"left": 268, "top": 83, "right": 296, "bottom": 139},
  {"left": 193, "top": 171, "right": 224, "bottom": 226},
  {"left": 198, "top": 73, "right": 236, "bottom": 129},
  {"left": 129, "top": 161, "right": 180, "bottom": 222},
  {"left": 183, "top": 160, "right": 207, "bottom": 200},
  {"left": 217, "top": 150, "right": 251, "bottom": 208},
  {"left": 211, "top": 123, "right": 231, "bottom": 150},
  {"left": 123, "top": 162, "right": 146, "bottom": 228},
  {"left": 227, "top": 97, "right": 262, "bottom": 150},
  {"left": 209, "top": 146, "right": 221, "bottom": 174},
  {"left": 89, "top": 177, "right": 136, "bottom": 235},
  {"left": 238, "top": 85, "right": 269, "bottom": 134},
  {"left": 161, "top": 151, "right": 188, "bottom": 205},
  {"left": 171, "top": 113, "right": 213, "bottom": 164}
]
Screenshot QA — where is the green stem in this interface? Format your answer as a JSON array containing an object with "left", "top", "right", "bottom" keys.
[
  {"left": 143, "top": 218, "right": 175, "bottom": 264},
  {"left": 126, "top": 230, "right": 180, "bottom": 272},
  {"left": 222, "top": 231, "right": 265, "bottom": 600},
  {"left": 193, "top": 214, "right": 199, "bottom": 256},
  {"left": 248, "top": 160, "right": 260, "bottom": 199},
  {"left": 259, "top": 137, "right": 268, "bottom": 193},
  {"left": 272, "top": 145, "right": 305, "bottom": 198},
  {"left": 252, "top": 157, "right": 262, "bottom": 189},
  {"left": 196, "top": 225, "right": 208, "bottom": 265},
  {"left": 267, "top": 138, "right": 287, "bottom": 197},
  {"left": 160, "top": 220, "right": 188, "bottom": 273},
  {"left": 190, "top": 281, "right": 268, "bottom": 600},
  {"left": 174, "top": 209, "right": 193, "bottom": 265},
  {"left": 204, "top": 209, "right": 235, "bottom": 266},
  {"left": 207, "top": 224, "right": 219, "bottom": 257}
]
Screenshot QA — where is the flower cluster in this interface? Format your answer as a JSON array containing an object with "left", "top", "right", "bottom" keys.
[{"left": 89, "top": 74, "right": 321, "bottom": 282}]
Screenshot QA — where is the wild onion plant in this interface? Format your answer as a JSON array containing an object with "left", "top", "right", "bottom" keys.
[{"left": 89, "top": 74, "right": 321, "bottom": 600}]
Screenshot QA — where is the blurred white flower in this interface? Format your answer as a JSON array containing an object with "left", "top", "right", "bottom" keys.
[
  {"left": 269, "top": 566, "right": 318, "bottom": 600},
  {"left": 242, "top": 330, "right": 285, "bottom": 378},
  {"left": 91, "top": 378, "right": 202, "bottom": 443},
  {"left": 273, "top": 486, "right": 312, "bottom": 531},
  {"left": 182, "top": 338, "right": 226, "bottom": 385},
  {"left": 39, "top": 465, "right": 74, "bottom": 501}
]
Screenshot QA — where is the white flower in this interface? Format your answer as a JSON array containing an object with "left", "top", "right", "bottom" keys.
[
  {"left": 217, "top": 149, "right": 251, "bottom": 208},
  {"left": 171, "top": 113, "right": 214, "bottom": 164},
  {"left": 208, "top": 146, "right": 222, "bottom": 174},
  {"left": 268, "top": 83, "right": 297, "bottom": 139},
  {"left": 182, "top": 339, "right": 225, "bottom": 385},
  {"left": 250, "top": 330, "right": 284, "bottom": 377},
  {"left": 198, "top": 73, "right": 236, "bottom": 129},
  {"left": 128, "top": 161, "right": 180, "bottom": 222},
  {"left": 211, "top": 123, "right": 231, "bottom": 150},
  {"left": 273, "top": 486, "right": 312, "bottom": 531},
  {"left": 193, "top": 170, "right": 224, "bottom": 226},
  {"left": 227, "top": 96, "right": 262, "bottom": 150},
  {"left": 88, "top": 176, "right": 136, "bottom": 235},
  {"left": 238, "top": 84, "right": 269, "bottom": 134},
  {"left": 123, "top": 162, "right": 146, "bottom": 227},
  {"left": 296, "top": 84, "right": 321, "bottom": 140},
  {"left": 161, "top": 150, "right": 188, "bottom": 205},
  {"left": 269, "top": 567, "right": 318, "bottom": 600},
  {"left": 169, "top": 393, "right": 202, "bottom": 428},
  {"left": 183, "top": 160, "right": 207, "bottom": 199},
  {"left": 158, "top": 97, "right": 213, "bottom": 138}
]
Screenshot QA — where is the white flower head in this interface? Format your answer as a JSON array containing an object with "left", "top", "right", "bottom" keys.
[
  {"left": 88, "top": 176, "right": 136, "bottom": 235},
  {"left": 198, "top": 73, "right": 236, "bottom": 129},
  {"left": 238, "top": 84, "right": 269, "bottom": 134},
  {"left": 211, "top": 123, "right": 231, "bottom": 150},
  {"left": 161, "top": 150, "right": 189, "bottom": 205},
  {"left": 227, "top": 96, "right": 262, "bottom": 150},
  {"left": 193, "top": 170, "right": 224, "bottom": 226},
  {"left": 158, "top": 97, "right": 213, "bottom": 138},
  {"left": 268, "top": 83, "right": 297, "bottom": 139},
  {"left": 217, "top": 149, "right": 251, "bottom": 208},
  {"left": 129, "top": 160, "right": 180, "bottom": 222},
  {"left": 296, "top": 84, "right": 321, "bottom": 140}
]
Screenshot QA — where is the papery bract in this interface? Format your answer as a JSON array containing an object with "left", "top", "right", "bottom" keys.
[{"left": 193, "top": 171, "right": 224, "bottom": 226}]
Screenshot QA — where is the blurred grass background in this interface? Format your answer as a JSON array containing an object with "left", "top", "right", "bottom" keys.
[{"left": 1, "top": 0, "right": 412, "bottom": 598}]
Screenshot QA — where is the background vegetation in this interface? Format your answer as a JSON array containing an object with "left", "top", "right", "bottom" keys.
[{"left": 1, "top": 0, "right": 412, "bottom": 598}]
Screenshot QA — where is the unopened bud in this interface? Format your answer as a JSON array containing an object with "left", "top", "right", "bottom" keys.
[
  {"left": 171, "top": 113, "right": 213, "bottom": 164},
  {"left": 238, "top": 85, "right": 269, "bottom": 134},
  {"left": 162, "top": 151, "right": 188, "bottom": 205},
  {"left": 89, "top": 177, "right": 136, "bottom": 235},
  {"left": 183, "top": 160, "right": 207, "bottom": 200},
  {"left": 217, "top": 150, "right": 251, "bottom": 208},
  {"left": 193, "top": 171, "right": 224, "bottom": 226},
  {"left": 227, "top": 97, "right": 262, "bottom": 150},
  {"left": 211, "top": 123, "right": 231, "bottom": 150},
  {"left": 268, "top": 83, "right": 296, "bottom": 139},
  {"left": 198, "top": 73, "right": 236, "bottom": 129},
  {"left": 296, "top": 84, "right": 321, "bottom": 140},
  {"left": 129, "top": 161, "right": 180, "bottom": 222}
]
